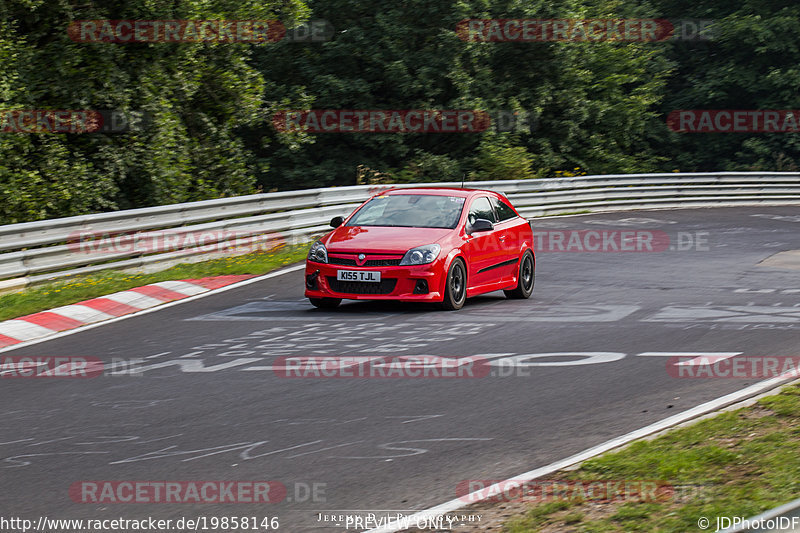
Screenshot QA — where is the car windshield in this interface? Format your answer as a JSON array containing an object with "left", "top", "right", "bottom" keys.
[{"left": 347, "top": 194, "right": 466, "bottom": 229}]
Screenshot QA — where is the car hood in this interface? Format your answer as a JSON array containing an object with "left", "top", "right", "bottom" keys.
[{"left": 324, "top": 225, "right": 453, "bottom": 253}]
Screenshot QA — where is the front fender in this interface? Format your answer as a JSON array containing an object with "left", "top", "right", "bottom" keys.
[{"left": 437, "top": 249, "right": 466, "bottom": 297}]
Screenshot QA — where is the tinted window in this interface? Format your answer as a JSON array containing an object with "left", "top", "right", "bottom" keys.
[
  {"left": 467, "top": 197, "right": 496, "bottom": 225},
  {"left": 491, "top": 197, "right": 518, "bottom": 222}
]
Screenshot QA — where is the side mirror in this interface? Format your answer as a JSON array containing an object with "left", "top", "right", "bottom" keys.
[
  {"left": 468, "top": 218, "right": 494, "bottom": 234},
  {"left": 330, "top": 216, "right": 344, "bottom": 228}
]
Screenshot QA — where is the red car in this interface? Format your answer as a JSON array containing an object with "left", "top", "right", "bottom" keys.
[{"left": 304, "top": 188, "right": 535, "bottom": 310}]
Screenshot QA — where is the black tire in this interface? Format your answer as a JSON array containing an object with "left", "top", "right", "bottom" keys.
[
  {"left": 309, "top": 297, "right": 342, "bottom": 309},
  {"left": 441, "top": 258, "right": 467, "bottom": 310},
  {"left": 504, "top": 250, "right": 535, "bottom": 299}
]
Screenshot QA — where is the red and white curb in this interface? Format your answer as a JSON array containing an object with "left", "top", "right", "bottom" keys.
[{"left": 0, "top": 275, "right": 254, "bottom": 349}]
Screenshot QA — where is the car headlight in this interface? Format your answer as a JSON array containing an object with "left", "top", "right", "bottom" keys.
[
  {"left": 399, "top": 244, "right": 441, "bottom": 266},
  {"left": 308, "top": 240, "right": 328, "bottom": 263}
]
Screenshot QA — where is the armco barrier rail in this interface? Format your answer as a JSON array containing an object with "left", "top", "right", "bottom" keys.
[
  {"left": 1, "top": 172, "right": 799, "bottom": 290},
  {"left": 717, "top": 496, "right": 800, "bottom": 532}
]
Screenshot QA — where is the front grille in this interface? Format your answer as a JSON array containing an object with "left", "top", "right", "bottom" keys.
[
  {"left": 329, "top": 257, "right": 358, "bottom": 266},
  {"left": 364, "top": 258, "right": 402, "bottom": 267},
  {"left": 328, "top": 256, "right": 403, "bottom": 267},
  {"left": 326, "top": 277, "right": 398, "bottom": 295}
]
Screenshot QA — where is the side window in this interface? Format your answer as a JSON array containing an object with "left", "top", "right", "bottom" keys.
[
  {"left": 491, "top": 197, "right": 518, "bottom": 222},
  {"left": 467, "top": 197, "right": 496, "bottom": 225}
]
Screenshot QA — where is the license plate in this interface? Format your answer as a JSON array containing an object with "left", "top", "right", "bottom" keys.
[{"left": 337, "top": 270, "right": 381, "bottom": 282}]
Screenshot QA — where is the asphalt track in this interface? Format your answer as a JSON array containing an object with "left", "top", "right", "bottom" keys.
[{"left": 2, "top": 207, "right": 800, "bottom": 532}]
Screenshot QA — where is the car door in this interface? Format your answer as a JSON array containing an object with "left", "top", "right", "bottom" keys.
[
  {"left": 489, "top": 195, "right": 524, "bottom": 281},
  {"left": 463, "top": 196, "right": 503, "bottom": 288}
]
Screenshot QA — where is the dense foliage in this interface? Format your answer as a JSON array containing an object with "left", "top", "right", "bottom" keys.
[{"left": 0, "top": 0, "right": 796, "bottom": 223}]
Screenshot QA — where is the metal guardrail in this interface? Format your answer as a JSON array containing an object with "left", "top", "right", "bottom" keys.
[{"left": 1, "top": 172, "right": 799, "bottom": 290}]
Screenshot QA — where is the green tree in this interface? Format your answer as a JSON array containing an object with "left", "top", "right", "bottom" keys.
[
  {"left": 647, "top": 0, "right": 800, "bottom": 171},
  {"left": 0, "top": 0, "right": 309, "bottom": 224},
  {"left": 254, "top": 0, "right": 670, "bottom": 190}
]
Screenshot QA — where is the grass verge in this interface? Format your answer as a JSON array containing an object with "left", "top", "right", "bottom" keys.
[
  {"left": 0, "top": 243, "right": 309, "bottom": 322},
  {"left": 497, "top": 383, "right": 800, "bottom": 532}
]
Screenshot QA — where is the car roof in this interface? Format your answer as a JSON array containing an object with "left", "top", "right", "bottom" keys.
[{"left": 381, "top": 187, "right": 501, "bottom": 199}]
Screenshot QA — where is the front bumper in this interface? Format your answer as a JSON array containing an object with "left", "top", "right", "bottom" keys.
[{"left": 304, "top": 260, "right": 445, "bottom": 301}]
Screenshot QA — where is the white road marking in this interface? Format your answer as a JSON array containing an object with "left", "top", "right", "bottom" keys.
[
  {"left": 677, "top": 355, "right": 739, "bottom": 367},
  {"left": 384, "top": 415, "right": 444, "bottom": 424},
  {"left": 428, "top": 305, "right": 639, "bottom": 323},
  {"left": 0, "top": 359, "right": 49, "bottom": 376},
  {"left": 638, "top": 352, "right": 741, "bottom": 366},
  {"left": 2, "top": 451, "right": 109, "bottom": 468},
  {"left": 734, "top": 288, "right": 776, "bottom": 293},
  {"left": 0, "top": 439, "right": 34, "bottom": 446},
  {"left": 489, "top": 352, "right": 625, "bottom": 367},
  {"left": 644, "top": 305, "right": 800, "bottom": 322},
  {"left": 240, "top": 356, "right": 387, "bottom": 372},
  {"left": 127, "top": 358, "right": 263, "bottom": 374},
  {"left": 145, "top": 352, "right": 171, "bottom": 359},
  {"left": 109, "top": 442, "right": 255, "bottom": 465},
  {"left": 191, "top": 303, "right": 639, "bottom": 323},
  {"left": 240, "top": 440, "right": 323, "bottom": 460},
  {"left": 751, "top": 214, "right": 800, "bottom": 223}
]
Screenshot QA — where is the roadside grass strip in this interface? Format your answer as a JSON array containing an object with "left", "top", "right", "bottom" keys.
[{"left": 458, "top": 384, "right": 800, "bottom": 532}]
